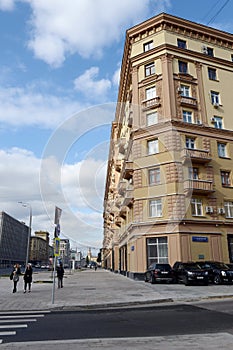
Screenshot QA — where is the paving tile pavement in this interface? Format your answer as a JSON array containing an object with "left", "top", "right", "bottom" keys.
[{"left": 0, "top": 268, "right": 233, "bottom": 311}]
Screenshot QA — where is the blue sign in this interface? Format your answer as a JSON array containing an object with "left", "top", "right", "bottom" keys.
[
  {"left": 131, "top": 246, "right": 135, "bottom": 251},
  {"left": 192, "top": 236, "right": 208, "bottom": 242}
]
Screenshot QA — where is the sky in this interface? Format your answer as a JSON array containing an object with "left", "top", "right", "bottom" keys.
[{"left": 0, "top": 0, "right": 233, "bottom": 255}]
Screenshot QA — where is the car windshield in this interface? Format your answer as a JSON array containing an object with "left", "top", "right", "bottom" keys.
[
  {"left": 183, "top": 263, "right": 200, "bottom": 269},
  {"left": 210, "top": 262, "right": 229, "bottom": 269},
  {"left": 156, "top": 264, "right": 171, "bottom": 270}
]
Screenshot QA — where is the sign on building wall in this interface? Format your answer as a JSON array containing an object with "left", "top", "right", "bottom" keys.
[{"left": 192, "top": 236, "right": 208, "bottom": 242}]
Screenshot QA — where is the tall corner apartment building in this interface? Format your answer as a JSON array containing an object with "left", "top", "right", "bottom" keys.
[{"left": 103, "top": 13, "right": 233, "bottom": 279}]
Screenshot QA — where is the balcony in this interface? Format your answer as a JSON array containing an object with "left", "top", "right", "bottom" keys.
[
  {"left": 122, "top": 187, "right": 134, "bottom": 207},
  {"left": 179, "top": 96, "right": 197, "bottom": 109},
  {"left": 119, "top": 206, "right": 128, "bottom": 219},
  {"left": 181, "top": 148, "right": 211, "bottom": 163},
  {"left": 184, "top": 179, "right": 214, "bottom": 194},
  {"left": 142, "top": 97, "right": 161, "bottom": 110},
  {"left": 118, "top": 181, "right": 127, "bottom": 196},
  {"left": 122, "top": 160, "right": 133, "bottom": 180}
]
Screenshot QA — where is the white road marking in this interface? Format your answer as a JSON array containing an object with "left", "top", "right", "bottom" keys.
[
  {"left": 0, "top": 319, "right": 36, "bottom": 323},
  {"left": 0, "top": 324, "right": 27, "bottom": 329}
]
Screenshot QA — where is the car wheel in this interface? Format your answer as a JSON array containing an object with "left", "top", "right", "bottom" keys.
[
  {"left": 213, "top": 275, "right": 221, "bottom": 285},
  {"left": 184, "top": 276, "right": 190, "bottom": 286}
]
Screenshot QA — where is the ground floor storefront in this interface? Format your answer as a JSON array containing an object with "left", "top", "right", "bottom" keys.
[{"left": 103, "top": 222, "right": 233, "bottom": 280}]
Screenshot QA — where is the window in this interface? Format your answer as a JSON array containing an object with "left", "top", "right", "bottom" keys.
[
  {"left": 191, "top": 198, "right": 203, "bottom": 216},
  {"left": 145, "top": 62, "right": 155, "bottom": 77},
  {"left": 217, "top": 142, "right": 227, "bottom": 157},
  {"left": 213, "top": 116, "right": 223, "bottom": 129},
  {"left": 180, "top": 85, "right": 190, "bottom": 97},
  {"left": 149, "top": 199, "right": 162, "bottom": 217},
  {"left": 183, "top": 110, "right": 192, "bottom": 123},
  {"left": 148, "top": 168, "right": 160, "bottom": 185},
  {"left": 147, "top": 237, "right": 168, "bottom": 265},
  {"left": 211, "top": 91, "right": 220, "bottom": 105},
  {"left": 186, "top": 137, "right": 195, "bottom": 149},
  {"left": 208, "top": 68, "right": 217, "bottom": 80},
  {"left": 231, "top": 54, "right": 233, "bottom": 62},
  {"left": 221, "top": 171, "right": 231, "bottom": 187},
  {"left": 147, "top": 139, "right": 158, "bottom": 155},
  {"left": 146, "top": 111, "right": 158, "bottom": 126},
  {"left": 146, "top": 86, "right": 156, "bottom": 100},
  {"left": 177, "top": 39, "right": 187, "bottom": 49},
  {"left": 144, "top": 41, "right": 153, "bottom": 52},
  {"left": 224, "top": 202, "right": 233, "bottom": 218},
  {"left": 178, "top": 60, "right": 188, "bottom": 74},
  {"left": 189, "top": 167, "right": 199, "bottom": 180}
]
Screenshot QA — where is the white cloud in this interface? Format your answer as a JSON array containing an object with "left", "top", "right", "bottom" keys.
[
  {"left": 0, "top": 0, "right": 15, "bottom": 11},
  {"left": 0, "top": 147, "right": 106, "bottom": 249},
  {"left": 0, "top": 86, "right": 83, "bottom": 128},
  {"left": 74, "top": 67, "right": 111, "bottom": 101},
  {"left": 112, "top": 66, "right": 121, "bottom": 87},
  {"left": 25, "top": 0, "right": 159, "bottom": 67}
]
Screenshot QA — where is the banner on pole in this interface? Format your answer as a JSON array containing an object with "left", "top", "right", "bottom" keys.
[{"left": 54, "top": 206, "right": 62, "bottom": 225}]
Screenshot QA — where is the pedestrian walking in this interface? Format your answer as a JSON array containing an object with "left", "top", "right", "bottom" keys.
[
  {"left": 23, "top": 263, "right": 33, "bottom": 293},
  {"left": 10, "top": 263, "right": 21, "bottom": 293},
  {"left": 56, "top": 263, "right": 64, "bottom": 288}
]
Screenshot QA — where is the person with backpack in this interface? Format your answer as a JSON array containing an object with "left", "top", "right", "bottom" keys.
[{"left": 56, "top": 263, "right": 64, "bottom": 288}]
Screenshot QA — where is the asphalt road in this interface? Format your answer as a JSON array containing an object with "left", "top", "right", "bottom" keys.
[{"left": 2, "top": 300, "right": 233, "bottom": 344}]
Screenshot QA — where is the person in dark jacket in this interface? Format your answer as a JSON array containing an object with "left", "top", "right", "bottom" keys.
[
  {"left": 11, "top": 263, "right": 21, "bottom": 293},
  {"left": 56, "top": 263, "right": 64, "bottom": 288},
  {"left": 23, "top": 263, "right": 33, "bottom": 293}
]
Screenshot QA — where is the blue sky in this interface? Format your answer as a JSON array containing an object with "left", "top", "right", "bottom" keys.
[{"left": 1, "top": 0, "right": 233, "bottom": 255}]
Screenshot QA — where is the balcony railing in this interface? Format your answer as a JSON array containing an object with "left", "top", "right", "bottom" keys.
[
  {"left": 142, "top": 96, "right": 160, "bottom": 110},
  {"left": 122, "top": 187, "right": 134, "bottom": 207},
  {"left": 181, "top": 148, "right": 211, "bottom": 163},
  {"left": 184, "top": 179, "right": 214, "bottom": 194},
  {"left": 122, "top": 160, "right": 133, "bottom": 180},
  {"left": 180, "top": 96, "right": 197, "bottom": 108}
]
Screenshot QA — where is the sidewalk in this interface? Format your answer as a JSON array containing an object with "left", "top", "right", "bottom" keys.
[
  {"left": 1, "top": 269, "right": 233, "bottom": 349},
  {"left": 0, "top": 268, "right": 233, "bottom": 311}
]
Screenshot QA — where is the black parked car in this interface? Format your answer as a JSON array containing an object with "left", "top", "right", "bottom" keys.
[
  {"left": 197, "top": 261, "right": 233, "bottom": 285},
  {"left": 173, "top": 262, "right": 209, "bottom": 286},
  {"left": 144, "top": 263, "right": 175, "bottom": 284}
]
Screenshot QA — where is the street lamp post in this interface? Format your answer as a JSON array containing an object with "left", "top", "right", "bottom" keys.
[{"left": 18, "top": 202, "right": 32, "bottom": 267}]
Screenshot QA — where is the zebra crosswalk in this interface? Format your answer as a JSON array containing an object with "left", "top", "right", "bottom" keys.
[{"left": 0, "top": 310, "right": 50, "bottom": 344}]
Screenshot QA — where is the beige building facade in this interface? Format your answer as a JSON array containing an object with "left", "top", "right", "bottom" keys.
[{"left": 103, "top": 13, "right": 233, "bottom": 279}]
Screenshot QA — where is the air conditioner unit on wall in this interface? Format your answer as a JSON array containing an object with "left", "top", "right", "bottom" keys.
[
  {"left": 218, "top": 208, "right": 225, "bottom": 215},
  {"left": 205, "top": 206, "right": 213, "bottom": 214}
]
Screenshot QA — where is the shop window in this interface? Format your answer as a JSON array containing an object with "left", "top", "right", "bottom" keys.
[{"left": 147, "top": 237, "right": 168, "bottom": 265}]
